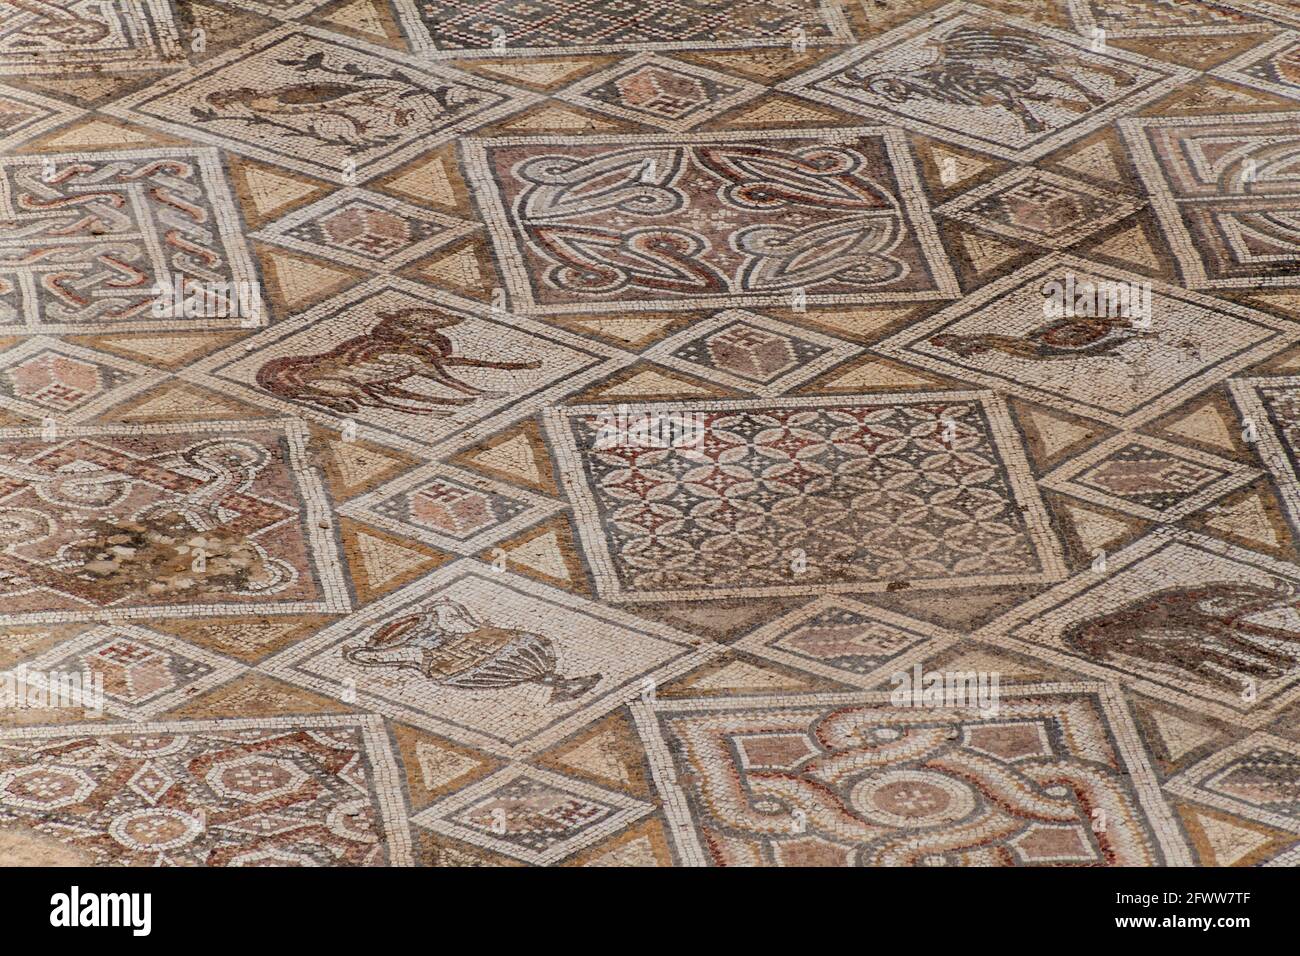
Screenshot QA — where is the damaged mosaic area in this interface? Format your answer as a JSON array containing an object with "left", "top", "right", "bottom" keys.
[{"left": 2, "top": 0, "right": 1300, "bottom": 868}]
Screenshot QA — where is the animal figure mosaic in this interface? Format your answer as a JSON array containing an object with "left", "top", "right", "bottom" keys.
[
  {"left": 255, "top": 306, "right": 541, "bottom": 414},
  {"left": 929, "top": 315, "right": 1147, "bottom": 359},
  {"left": 196, "top": 51, "right": 483, "bottom": 150},
  {"left": 1062, "top": 582, "right": 1300, "bottom": 689},
  {"left": 842, "top": 25, "right": 1136, "bottom": 133}
]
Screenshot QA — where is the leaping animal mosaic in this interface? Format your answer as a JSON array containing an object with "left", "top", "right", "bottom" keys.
[{"left": 255, "top": 306, "right": 541, "bottom": 415}]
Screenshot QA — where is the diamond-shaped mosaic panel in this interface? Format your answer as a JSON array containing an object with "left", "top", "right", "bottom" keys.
[
  {"left": 781, "top": 5, "right": 1193, "bottom": 161},
  {"left": 0, "top": 339, "right": 159, "bottom": 419},
  {"left": 937, "top": 168, "right": 1144, "bottom": 249},
  {"left": 107, "top": 27, "right": 537, "bottom": 183},
  {"left": 1042, "top": 434, "right": 1257, "bottom": 521},
  {"left": 20, "top": 624, "right": 244, "bottom": 719},
  {"left": 255, "top": 187, "right": 476, "bottom": 270},
  {"left": 733, "top": 596, "right": 958, "bottom": 688},
  {"left": 1168, "top": 733, "right": 1300, "bottom": 834},
  {"left": 412, "top": 765, "right": 650, "bottom": 864},
  {"left": 558, "top": 53, "right": 764, "bottom": 131}
]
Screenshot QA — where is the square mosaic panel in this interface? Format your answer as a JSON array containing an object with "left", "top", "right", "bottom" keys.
[
  {"left": 632, "top": 685, "right": 1189, "bottom": 866},
  {"left": 0, "top": 0, "right": 184, "bottom": 74},
  {"left": 545, "top": 390, "right": 1067, "bottom": 602},
  {"left": 0, "top": 715, "right": 412, "bottom": 865},
  {"left": 0, "top": 148, "right": 262, "bottom": 334},
  {"left": 464, "top": 127, "right": 959, "bottom": 314},
  {"left": 393, "top": 0, "right": 853, "bottom": 55},
  {"left": 0, "top": 419, "right": 349, "bottom": 624},
  {"left": 106, "top": 26, "right": 539, "bottom": 183},
  {"left": 780, "top": 2, "right": 1194, "bottom": 161},
  {"left": 875, "top": 254, "right": 1300, "bottom": 428},
  {"left": 1120, "top": 112, "right": 1300, "bottom": 289},
  {"left": 1041, "top": 433, "right": 1257, "bottom": 521}
]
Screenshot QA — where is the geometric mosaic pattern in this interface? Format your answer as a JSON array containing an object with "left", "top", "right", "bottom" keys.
[
  {"left": 393, "top": 0, "right": 853, "bottom": 55},
  {"left": 0, "top": 338, "right": 161, "bottom": 419},
  {"left": 1041, "top": 433, "right": 1258, "bottom": 521},
  {"left": 465, "top": 128, "right": 959, "bottom": 313},
  {"left": 1120, "top": 112, "right": 1300, "bottom": 289},
  {"left": 1231, "top": 376, "right": 1300, "bottom": 538},
  {"left": 7, "top": 0, "right": 1300, "bottom": 870},
  {"left": 632, "top": 685, "right": 1189, "bottom": 865},
  {"left": 0, "top": 0, "right": 184, "bottom": 75},
  {"left": 18, "top": 623, "right": 245, "bottom": 719},
  {"left": 0, "top": 149, "right": 261, "bottom": 333},
  {"left": 555, "top": 53, "right": 765, "bottom": 132},
  {"left": 341, "top": 463, "right": 561, "bottom": 553},
  {"left": 0, "top": 86, "right": 78, "bottom": 154},
  {"left": 411, "top": 765, "right": 651, "bottom": 865},
  {"left": 935, "top": 168, "right": 1144, "bottom": 250},
  {"left": 730, "top": 596, "right": 960, "bottom": 688},
  {"left": 1213, "top": 31, "right": 1300, "bottom": 100},
  {"left": 0, "top": 716, "right": 411, "bottom": 865},
  {"left": 546, "top": 391, "right": 1066, "bottom": 602},
  {"left": 640, "top": 309, "right": 856, "bottom": 396},
  {"left": 1167, "top": 733, "right": 1300, "bottom": 835},
  {"left": 254, "top": 188, "right": 476, "bottom": 271}
]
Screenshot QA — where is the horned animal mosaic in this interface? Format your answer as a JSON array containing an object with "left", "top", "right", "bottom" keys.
[{"left": 1, "top": 0, "right": 1299, "bottom": 868}]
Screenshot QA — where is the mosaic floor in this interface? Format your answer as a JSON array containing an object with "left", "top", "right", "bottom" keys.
[{"left": 1, "top": 0, "right": 1299, "bottom": 868}]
